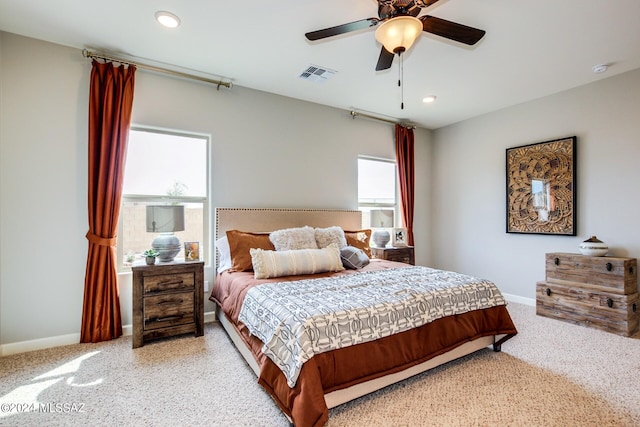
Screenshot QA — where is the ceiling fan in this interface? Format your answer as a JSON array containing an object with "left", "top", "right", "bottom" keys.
[{"left": 305, "top": 0, "right": 486, "bottom": 71}]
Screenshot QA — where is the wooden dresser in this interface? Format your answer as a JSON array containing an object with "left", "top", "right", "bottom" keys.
[
  {"left": 371, "top": 246, "right": 415, "bottom": 265},
  {"left": 132, "top": 261, "right": 204, "bottom": 348},
  {"left": 536, "top": 252, "right": 639, "bottom": 336}
]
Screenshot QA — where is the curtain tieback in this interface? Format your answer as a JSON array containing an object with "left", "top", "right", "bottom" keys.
[{"left": 86, "top": 231, "right": 117, "bottom": 247}]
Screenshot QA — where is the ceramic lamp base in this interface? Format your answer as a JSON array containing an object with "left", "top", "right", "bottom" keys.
[
  {"left": 151, "top": 233, "right": 181, "bottom": 262},
  {"left": 372, "top": 230, "right": 390, "bottom": 248}
]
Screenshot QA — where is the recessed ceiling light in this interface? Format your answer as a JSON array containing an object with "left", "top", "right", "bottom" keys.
[
  {"left": 155, "top": 11, "right": 181, "bottom": 28},
  {"left": 422, "top": 96, "right": 437, "bottom": 103}
]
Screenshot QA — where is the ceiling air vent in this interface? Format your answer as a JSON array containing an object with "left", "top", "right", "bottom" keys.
[{"left": 299, "top": 65, "right": 337, "bottom": 84}]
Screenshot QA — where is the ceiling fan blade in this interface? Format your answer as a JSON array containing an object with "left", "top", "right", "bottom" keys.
[
  {"left": 420, "top": 15, "right": 486, "bottom": 45},
  {"left": 305, "top": 18, "right": 380, "bottom": 41},
  {"left": 375, "top": 47, "right": 395, "bottom": 71},
  {"left": 414, "top": 0, "right": 442, "bottom": 7}
]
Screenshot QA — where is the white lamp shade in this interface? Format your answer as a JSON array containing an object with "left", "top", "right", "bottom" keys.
[
  {"left": 375, "top": 16, "right": 423, "bottom": 54},
  {"left": 370, "top": 209, "right": 394, "bottom": 228},
  {"left": 146, "top": 205, "right": 185, "bottom": 233}
]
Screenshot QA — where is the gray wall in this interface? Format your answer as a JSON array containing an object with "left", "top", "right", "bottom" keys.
[
  {"left": 4, "top": 30, "right": 637, "bottom": 352},
  {"left": 0, "top": 33, "right": 432, "bottom": 350},
  {"left": 431, "top": 68, "right": 640, "bottom": 300}
]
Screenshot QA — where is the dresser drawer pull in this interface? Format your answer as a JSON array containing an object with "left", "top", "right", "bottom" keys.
[
  {"left": 633, "top": 303, "right": 637, "bottom": 313},
  {"left": 150, "top": 315, "right": 183, "bottom": 323},
  {"left": 157, "top": 299, "right": 183, "bottom": 306},
  {"left": 605, "top": 262, "right": 613, "bottom": 272},
  {"left": 554, "top": 257, "right": 560, "bottom": 266},
  {"left": 606, "top": 298, "right": 614, "bottom": 308},
  {"left": 630, "top": 266, "right": 634, "bottom": 274},
  {"left": 545, "top": 288, "right": 551, "bottom": 296}
]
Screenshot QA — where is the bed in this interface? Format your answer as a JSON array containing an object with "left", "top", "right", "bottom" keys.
[{"left": 209, "top": 208, "right": 517, "bottom": 427}]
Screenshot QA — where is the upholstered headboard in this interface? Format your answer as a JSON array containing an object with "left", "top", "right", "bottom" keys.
[
  {"left": 215, "top": 207, "right": 362, "bottom": 238},
  {"left": 214, "top": 208, "right": 363, "bottom": 272}
]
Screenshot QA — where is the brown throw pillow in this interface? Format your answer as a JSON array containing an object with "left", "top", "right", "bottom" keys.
[
  {"left": 344, "top": 229, "right": 372, "bottom": 257},
  {"left": 226, "top": 230, "right": 275, "bottom": 272}
]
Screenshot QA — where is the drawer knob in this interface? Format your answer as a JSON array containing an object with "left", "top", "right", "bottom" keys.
[
  {"left": 545, "top": 288, "right": 551, "bottom": 296},
  {"left": 633, "top": 303, "right": 637, "bottom": 313},
  {"left": 605, "top": 262, "right": 613, "bottom": 272},
  {"left": 554, "top": 257, "right": 560, "bottom": 266},
  {"left": 630, "top": 267, "right": 634, "bottom": 274},
  {"left": 606, "top": 298, "right": 614, "bottom": 308}
]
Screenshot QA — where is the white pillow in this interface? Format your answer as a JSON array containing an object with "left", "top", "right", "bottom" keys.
[
  {"left": 216, "top": 236, "right": 232, "bottom": 273},
  {"left": 314, "top": 226, "right": 348, "bottom": 249},
  {"left": 269, "top": 226, "right": 318, "bottom": 251},
  {"left": 250, "top": 243, "right": 344, "bottom": 279}
]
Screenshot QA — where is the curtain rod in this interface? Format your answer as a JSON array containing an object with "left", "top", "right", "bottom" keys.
[
  {"left": 82, "top": 49, "right": 232, "bottom": 90},
  {"left": 349, "top": 110, "right": 415, "bottom": 129}
]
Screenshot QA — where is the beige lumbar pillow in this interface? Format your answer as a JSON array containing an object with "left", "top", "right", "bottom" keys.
[{"left": 250, "top": 243, "right": 344, "bottom": 279}]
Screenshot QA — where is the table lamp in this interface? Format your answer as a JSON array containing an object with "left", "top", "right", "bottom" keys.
[
  {"left": 146, "top": 205, "right": 185, "bottom": 262},
  {"left": 370, "top": 209, "right": 394, "bottom": 248}
]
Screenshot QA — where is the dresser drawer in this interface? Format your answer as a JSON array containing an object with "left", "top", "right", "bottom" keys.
[
  {"left": 536, "top": 281, "right": 639, "bottom": 336},
  {"left": 143, "top": 291, "right": 195, "bottom": 330},
  {"left": 143, "top": 272, "right": 195, "bottom": 294},
  {"left": 545, "top": 253, "right": 637, "bottom": 294}
]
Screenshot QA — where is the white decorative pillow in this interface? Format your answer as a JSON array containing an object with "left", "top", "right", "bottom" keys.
[
  {"left": 250, "top": 243, "right": 344, "bottom": 279},
  {"left": 215, "top": 236, "right": 232, "bottom": 273},
  {"left": 314, "top": 226, "right": 348, "bottom": 249},
  {"left": 269, "top": 226, "right": 318, "bottom": 251}
]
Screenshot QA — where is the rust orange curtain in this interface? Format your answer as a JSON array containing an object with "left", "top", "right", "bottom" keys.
[
  {"left": 395, "top": 124, "right": 415, "bottom": 246},
  {"left": 81, "top": 60, "right": 136, "bottom": 343}
]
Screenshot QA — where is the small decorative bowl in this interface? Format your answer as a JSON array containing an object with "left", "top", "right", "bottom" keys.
[{"left": 579, "top": 236, "right": 608, "bottom": 257}]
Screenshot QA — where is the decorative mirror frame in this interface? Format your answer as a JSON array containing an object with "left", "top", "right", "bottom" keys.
[{"left": 506, "top": 136, "right": 576, "bottom": 235}]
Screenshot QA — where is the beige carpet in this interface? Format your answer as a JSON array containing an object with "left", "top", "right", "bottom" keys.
[{"left": 1, "top": 302, "right": 638, "bottom": 426}]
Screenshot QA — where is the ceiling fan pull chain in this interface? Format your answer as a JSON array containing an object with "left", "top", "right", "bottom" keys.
[{"left": 399, "top": 52, "right": 404, "bottom": 110}]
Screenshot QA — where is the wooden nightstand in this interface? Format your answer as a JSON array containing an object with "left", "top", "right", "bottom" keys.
[
  {"left": 132, "top": 261, "right": 204, "bottom": 348},
  {"left": 371, "top": 246, "right": 415, "bottom": 265}
]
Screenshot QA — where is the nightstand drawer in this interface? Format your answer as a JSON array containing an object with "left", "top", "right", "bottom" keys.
[
  {"left": 371, "top": 246, "right": 415, "bottom": 265},
  {"left": 385, "top": 251, "right": 413, "bottom": 264},
  {"left": 143, "top": 292, "right": 194, "bottom": 330},
  {"left": 143, "top": 272, "right": 194, "bottom": 294}
]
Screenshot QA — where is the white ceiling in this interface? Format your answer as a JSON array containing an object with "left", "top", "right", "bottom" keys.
[{"left": 1, "top": 0, "right": 639, "bottom": 129}]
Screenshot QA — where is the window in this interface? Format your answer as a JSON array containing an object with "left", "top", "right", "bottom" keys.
[
  {"left": 358, "top": 156, "right": 397, "bottom": 228},
  {"left": 118, "top": 127, "right": 209, "bottom": 269}
]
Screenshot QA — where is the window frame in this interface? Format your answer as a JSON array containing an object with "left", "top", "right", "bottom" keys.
[
  {"left": 357, "top": 155, "right": 398, "bottom": 227},
  {"left": 117, "top": 125, "right": 211, "bottom": 272}
]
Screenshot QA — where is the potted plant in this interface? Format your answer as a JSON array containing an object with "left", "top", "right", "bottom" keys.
[{"left": 143, "top": 249, "right": 159, "bottom": 265}]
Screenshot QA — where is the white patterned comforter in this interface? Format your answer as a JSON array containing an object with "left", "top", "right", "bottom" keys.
[{"left": 238, "top": 266, "right": 506, "bottom": 387}]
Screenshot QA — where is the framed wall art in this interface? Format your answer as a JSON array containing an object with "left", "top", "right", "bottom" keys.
[
  {"left": 184, "top": 241, "right": 200, "bottom": 261},
  {"left": 506, "top": 136, "right": 576, "bottom": 235},
  {"left": 392, "top": 228, "right": 408, "bottom": 247}
]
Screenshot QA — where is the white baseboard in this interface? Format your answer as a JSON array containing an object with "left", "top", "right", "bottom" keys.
[
  {"left": 0, "top": 332, "right": 81, "bottom": 357},
  {"left": 503, "top": 293, "right": 535, "bottom": 307},
  {"left": 0, "top": 311, "right": 218, "bottom": 357}
]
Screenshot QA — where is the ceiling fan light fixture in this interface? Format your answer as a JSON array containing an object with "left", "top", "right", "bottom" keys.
[
  {"left": 155, "top": 11, "right": 181, "bottom": 29},
  {"left": 375, "top": 16, "right": 423, "bottom": 54}
]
